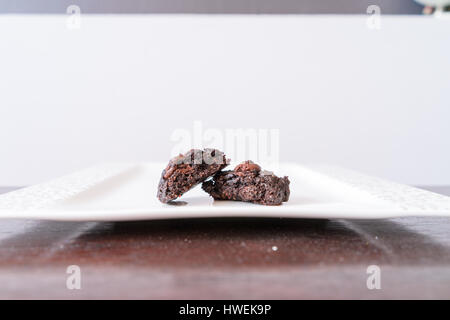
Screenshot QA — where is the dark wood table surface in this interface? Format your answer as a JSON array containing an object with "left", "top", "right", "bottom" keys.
[{"left": 0, "top": 186, "right": 449, "bottom": 299}]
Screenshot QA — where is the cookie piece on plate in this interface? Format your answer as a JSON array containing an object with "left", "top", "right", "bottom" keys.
[
  {"left": 157, "top": 148, "right": 229, "bottom": 203},
  {"left": 202, "top": 160, "right": 290, "bottom": 206}
]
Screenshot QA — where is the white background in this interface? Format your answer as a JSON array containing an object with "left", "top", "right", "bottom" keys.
[{"left": 0, "top": 15, "right": 449, "bottom": 186}]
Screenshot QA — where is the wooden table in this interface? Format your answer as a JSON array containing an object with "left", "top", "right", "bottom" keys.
[{"left": 0, "top": 186, "right": 449, "bottom": 299}]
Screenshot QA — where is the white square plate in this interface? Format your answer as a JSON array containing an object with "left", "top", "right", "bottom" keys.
[{"left": 0, "top": 163, "right": 449, "bottom": 221}]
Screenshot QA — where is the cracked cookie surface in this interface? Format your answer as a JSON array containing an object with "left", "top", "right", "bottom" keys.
[
  {"left": 202, "top": 161, "right": 290, "bottom": 206},
  {"left": 157, "top": 148, "right": 229, "bottom": 203}
]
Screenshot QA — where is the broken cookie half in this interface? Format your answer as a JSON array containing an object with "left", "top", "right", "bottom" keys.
[
  {"left": 157, "top": 148, "right": 229, "bottom": 203},
  {"left": 202, "top": 160, "right": 290, "bottom": 206}
]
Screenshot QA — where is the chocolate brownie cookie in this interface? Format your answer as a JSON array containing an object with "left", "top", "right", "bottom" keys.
[
  {"left": 202, "top": 161, "right": 290, "bottom": 206},
  {"left": 157, "top": 148, "right": 229, "bottom": 203}
]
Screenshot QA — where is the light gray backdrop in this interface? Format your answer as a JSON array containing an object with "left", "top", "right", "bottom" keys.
[{"left": 0, "top": 14, "right": 449, "bottom": 186}]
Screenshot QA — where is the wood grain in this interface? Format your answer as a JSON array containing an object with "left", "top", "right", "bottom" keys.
[{"left": 0, "top": 186, "right": 449, "bottom": 299}]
